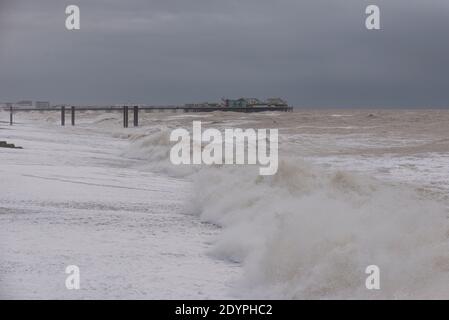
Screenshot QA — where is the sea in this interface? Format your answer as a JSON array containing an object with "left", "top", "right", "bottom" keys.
[{"left": 1, "top": 108, "right": 448, "bottom": 299}]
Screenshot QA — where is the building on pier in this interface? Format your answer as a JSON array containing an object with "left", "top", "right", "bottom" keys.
[{"left": 223, "top": 97, "right": 288, "bottom": 108}]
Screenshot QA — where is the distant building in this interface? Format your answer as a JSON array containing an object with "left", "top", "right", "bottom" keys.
[
  {"left": 35, "top": 101, "right": 50, "bottom": 108},
  {"left": 223, "top": 97, "right": 287, "bottom": 107},
  {"left": 223, "top": 98, "right": 263, "bottom": 108},
  {"left": 265, "top": 98, "right": 288, "bottom": 107},
  {"left": 205, "top": 103, "right": 221, "bottom": 108},
  {"left": 16, "top": 100, "right": 33, "bottom": 107},
  {"left": 185, "top": 102, "right": 222, "bottom": 108},
  {"left": 197, "top": 97, "right": 289, "bottom": 108},
  {"left": 0, "top": 102, "right": 13, "bottom": 109},
  {"left": 223, "top": 98, "right": 246, "bottom": 108},
  {"left": 223, "top": 99, "right": 242, "bottom": 108},
  {"left": 243, "top": 98, "right": 263, "bottom": 106}
]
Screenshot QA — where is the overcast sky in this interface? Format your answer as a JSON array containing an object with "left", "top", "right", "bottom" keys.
[{"left": 0, "top": 0, "right": 448, "bottom": 107}]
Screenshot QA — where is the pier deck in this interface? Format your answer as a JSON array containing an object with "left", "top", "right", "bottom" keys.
[{"left": 5, "top": 106, "right": 293, "bottom": 113}]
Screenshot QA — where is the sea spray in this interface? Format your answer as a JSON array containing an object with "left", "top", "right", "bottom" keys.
[
  {"left": 123, "top": 127, "right": 449, "bottom": 299},
  {"left": 192, "top": 159, "right": 449, "bottom": 299}
]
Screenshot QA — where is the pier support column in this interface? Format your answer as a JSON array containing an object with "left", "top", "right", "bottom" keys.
[
  {"left": 133, "top": 106, "right": 139, "bottom": 127},
  {"left": 61, "top": 106, "right": 65, "bottom": 126},
  {"left": 71, "top": 106, "right": 75, "bottom": 126},
  {"left": 123, "top": 106, "right": 129, "bottom": 128}
]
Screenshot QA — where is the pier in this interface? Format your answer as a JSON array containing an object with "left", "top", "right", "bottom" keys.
[{"left": 3, "top": 105, "right": 293, "bottom": 127}]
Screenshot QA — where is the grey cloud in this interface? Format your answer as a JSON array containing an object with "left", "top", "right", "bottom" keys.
[{"left": 0, "top": 0, "right": 448, "bottom": 107}]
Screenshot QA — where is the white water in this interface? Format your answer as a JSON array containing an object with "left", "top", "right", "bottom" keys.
[{"left": 125, "top": 128, "right": 449, "bottom": 299}]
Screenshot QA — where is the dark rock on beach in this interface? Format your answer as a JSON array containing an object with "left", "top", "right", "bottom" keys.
[{"left": 0, "top": 141, "right": 23, "bottom": 149}]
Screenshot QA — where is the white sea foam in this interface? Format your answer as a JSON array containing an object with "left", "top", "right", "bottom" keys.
[
  {"left": 123, "top": 128, "right": 449, "bottom": 299},
  {"left": 193, "top": 160, "right": 449, "bottom": 299}
]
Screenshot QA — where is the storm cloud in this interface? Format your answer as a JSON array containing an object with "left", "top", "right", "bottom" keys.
[{"left": 0, "top": 0, "right": 448, "bottom": 107}]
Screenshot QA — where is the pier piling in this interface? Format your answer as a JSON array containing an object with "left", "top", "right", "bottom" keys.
[
  {"left": 71, "top": 106, "right": 75, "bottom": 126},
  {"left": 133, "top": 106, "right": 139, "bottom": 127},
  {"left": 123, "top": 106, "right": 129, "bottom": 128},
  {"left": 61, "top": 106, "right": 65, "bottom": 126}
]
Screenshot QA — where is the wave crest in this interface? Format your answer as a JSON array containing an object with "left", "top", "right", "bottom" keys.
[{"left": 124, "top": 128, "right": 449, "bottom": 299}]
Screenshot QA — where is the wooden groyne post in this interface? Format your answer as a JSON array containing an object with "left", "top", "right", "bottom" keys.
[
  {"left": 133, "top": 106, "right": 139, "bottom": 127},
  {"left": 9, "top": 106, "right": 13, "bottom": 125}
]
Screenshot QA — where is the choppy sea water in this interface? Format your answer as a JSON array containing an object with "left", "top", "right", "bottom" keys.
[{"left": 1, "top": 109, "right": 448, "bottom": 299}]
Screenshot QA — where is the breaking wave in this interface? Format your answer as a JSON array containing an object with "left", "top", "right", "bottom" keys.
[{"left": 124, "top": 129, "right": 449, "bottom": 299}]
